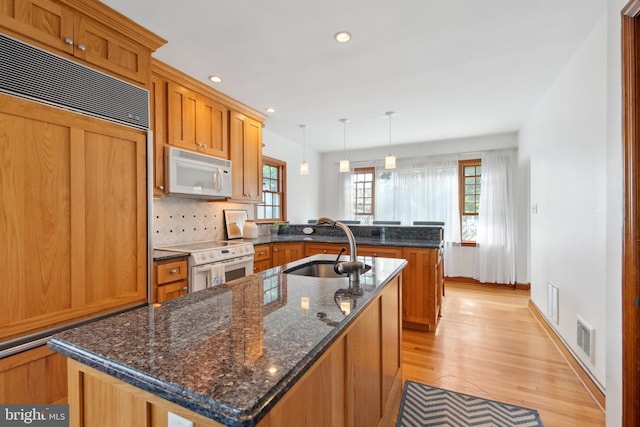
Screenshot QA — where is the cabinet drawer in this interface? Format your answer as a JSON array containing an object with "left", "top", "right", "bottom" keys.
[
  {"left": 254, "top": 244, "right": 271, "bottom": 262},
  {"left": 358, "top": 245, "right": 402, "bottom": 258},
  {"left": 304, "top": 243, "right": 347, "bottom": 256},
  {"left": 156, "top": 280, "right": 188, "bottom": 303},
  {"left": 156, "top": 259, "right": 188, "bottom": 285}
]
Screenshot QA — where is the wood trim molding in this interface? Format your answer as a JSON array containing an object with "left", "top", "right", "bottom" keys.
[
  {"left": 623, "top": 0, "right": 640, "bottom": 17},
  {"left": 622, "top": 2, "right": 640, "bottom": 424},
  {"left": 60, "top": 0, "right": 167, "bottom": 50},
  {"left": 152, "top": 58, "right": 266, "bottom": 122},
  {"left": 445, "top": 276, "right": 530, "bottom": 291},
  {"left": 528, "top": 300, "right": 606, "bottom": 412}
]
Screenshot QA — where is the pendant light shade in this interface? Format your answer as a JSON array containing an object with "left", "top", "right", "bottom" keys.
[
  {"left": 299, "top": 124, "right": 309, "bottom": 175},
  {"left": 339, "top": 118, "right": 350, "bottom": 173},
  {"left": 385, "top": 111, "right": 396, "bottom": 170}
]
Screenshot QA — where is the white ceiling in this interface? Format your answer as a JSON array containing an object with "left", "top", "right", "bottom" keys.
[{"left": 103, "top": 0, "right": 605, "bottom": 153}]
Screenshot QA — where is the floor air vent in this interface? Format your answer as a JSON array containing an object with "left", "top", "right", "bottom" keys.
[
  {"left": 0, "top": 33, "right": 149, "bottom": 129},
  {"left": 577, "top": 316, "right": 595, "bottom": 364}
]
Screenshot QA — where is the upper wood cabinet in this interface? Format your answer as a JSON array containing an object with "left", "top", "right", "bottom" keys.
[
  {"left": 151, "top": 59, "right": 265, "bottom": 199},
  {"left": 0, "top": 0, "right": 165, "bottom": 85},
  {"left": 229, "top": 110, "right": 262, "bottom": 202},
  {"left": 0, "top": 94, "right": 148, "bottom": 343},
  {"left": 166, "top": 81, "right": 228, "bottom": 158}
]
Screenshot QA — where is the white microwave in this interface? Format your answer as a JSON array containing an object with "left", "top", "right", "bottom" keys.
[{"left": 165, "top": 147, "right": 232, "bottom": 199}]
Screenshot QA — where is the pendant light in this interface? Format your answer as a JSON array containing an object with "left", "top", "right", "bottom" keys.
[
  {"left": 339, "top": 118, "right": 350, "bottom": 173},
  {"left": 299, "top": 124, "right": 309, "bottom": 175},
  {"left": 385, "top": 111, "right": 396, "bottom": 169}
]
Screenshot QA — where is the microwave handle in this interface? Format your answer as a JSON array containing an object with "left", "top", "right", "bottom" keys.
[{"left": 213, "top": 168, "right": 222, "bottom": 191}]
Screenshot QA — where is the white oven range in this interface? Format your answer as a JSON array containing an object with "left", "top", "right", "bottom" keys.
[{"left": 156, "top": 240, "right": 254, "bottom": 293}]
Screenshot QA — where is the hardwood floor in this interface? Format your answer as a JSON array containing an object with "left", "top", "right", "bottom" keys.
[{"left": 393, "top": 281, "right": 605, "bottom": 426}]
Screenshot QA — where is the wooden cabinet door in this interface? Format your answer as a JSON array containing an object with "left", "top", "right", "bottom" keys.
[
  {"left": 0, "top": 345, "right": 67, "bottom": 404},
  {"left": 80, "top": 117, "right": 147, "bottom": 307},
  {"left": 0, "top": 94, "right": 147, "bottom": 342},
  {"left": 229, "top": 110, "right": 262, "bottom": 201},
  {"left": 272, "top": 243, "right": 304, "bottom": 267},
  {"left": 401, "top": 247, "right": 438, "bottom": 330},
  {"left": 196, "top": 94, "right": 228, "bottom": 158},
  {"left": 73, "top": 14, "right": 150, "bottom": 84},
  {"left": 167, "top": 81, "right": 197, "bottom": 150},
  {"left": 150, "top": 73, "right": 166, "bottom": 196},
  {"left": 0, "top": 0, "right": 74, "bottom": 54}
]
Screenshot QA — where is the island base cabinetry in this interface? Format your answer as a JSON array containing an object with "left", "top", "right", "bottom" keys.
[
  {"left": 402, "top": 247, "right": 443, "bottom": 331},
  {"left": 65, "top": 276, "right": 402, "bottom": 427}
]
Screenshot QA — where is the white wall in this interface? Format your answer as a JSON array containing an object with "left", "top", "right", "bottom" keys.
[
  {"left": 262, "top": 127, "right": 321, "bottom": 224},
  {"left": 519, "top": 13, "right": 607, "bottom": 389},
  {"left": 606, "top": 0, "right": 624, "bottom": 424}
]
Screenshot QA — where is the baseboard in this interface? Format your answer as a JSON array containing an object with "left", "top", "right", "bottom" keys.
[
  {"left": 528, "top": 300, "right": 606, "bottom": 412},
  {"left": 445, "top": 276, "right": 530, "bottom": 290}
]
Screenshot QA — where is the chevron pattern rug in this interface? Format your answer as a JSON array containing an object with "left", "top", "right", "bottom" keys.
[{"left": 397, "top": 381, "right": 544, "bottom": 427}]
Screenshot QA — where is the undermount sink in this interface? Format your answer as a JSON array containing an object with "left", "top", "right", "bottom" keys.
[{"left": 283, "top": 260, "right": 371, "bottom": 278}]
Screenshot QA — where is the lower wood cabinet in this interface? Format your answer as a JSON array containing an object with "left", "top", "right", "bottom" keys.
[
  {"left": 0, "top": 95, "right": 148, "bottom": 344},
  {"left": 0, "top": 345, "right": 67, "bottom": 404},
  {"left": 253, "top": 244, "right": 272, "bottom": 273},
  {"left": 401, "top": 247, "right": 443, "bottom": 331},
  {"left": 272, "top": 243, "right": 304, "bottom": 266},
  {"left": 153, "top": 257, "right": 188, "bottom": 303}
]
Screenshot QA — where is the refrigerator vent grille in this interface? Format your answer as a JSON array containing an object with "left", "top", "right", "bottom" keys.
[{"left": 0, "top": 33, "right": 149, "bottom": 129}]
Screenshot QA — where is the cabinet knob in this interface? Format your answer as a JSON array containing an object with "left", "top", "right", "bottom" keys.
[
  {"left": 182, "top": 287, "right": 188, "bottom": 291},
  {"left": 77, "top": 44, "right": 86, "bottom": 51},
  {"left": 323, "top": 250, "right": 327, "bottom": 253},
  {"left": 274, "top": 248, "right": 278, "bottom": 252},
  {"left": 373, "top": 253, "right": 378, "bottom": 257},
  {"left": 169, "top": 269, "right": 177, "bottom": 275},
  {"left": 159, "top": 185, "right": 164, "bottom": 190},
  {"left": 64, "top": 37, "right": 73, "bottom": 45}
]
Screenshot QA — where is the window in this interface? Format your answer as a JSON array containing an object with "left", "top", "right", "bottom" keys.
[
  {"left": 353, "top": 167, "right": 375, "bottom": 218},
  {"left": 256, "top": 156, "right": 286, "bottom": 222},
  {"left": 459, "top": 159, "right": 481, "bottom": 243}
]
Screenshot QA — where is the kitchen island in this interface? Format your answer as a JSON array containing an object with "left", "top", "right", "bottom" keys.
[{"left": 49, "top": 254, "right": 407, "bottom": 427}]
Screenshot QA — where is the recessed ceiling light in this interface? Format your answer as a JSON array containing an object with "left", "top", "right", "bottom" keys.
[
  {"left": 265, "top": 107, "right": 276, "bottom": 114},
  {"left": 334, "top": 31, "right": 351, "bottom": 43},
  {"left": 208, "top": 75, "right": 223, "bottom": 83}
]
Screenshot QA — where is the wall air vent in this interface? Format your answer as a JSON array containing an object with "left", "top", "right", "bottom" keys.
[
  {"left": 577, "top": 316, "right": 595, "bottom": 364},
  {"left": 0, "top": 33, "right": 149, "bottom": 130}
]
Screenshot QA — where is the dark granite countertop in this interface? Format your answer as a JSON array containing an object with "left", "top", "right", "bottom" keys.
[
  {"left": 49, "top": 254, "right": 407, "bottom": 427},
  {"left": 247, "top": 233, "right": 443, "bottom": 248},
  {"left": 153, "top": 249, "right": 189, "bottom": 261},
  {"left": 247, "top": 223, "right": 443, "bottom": 248}
]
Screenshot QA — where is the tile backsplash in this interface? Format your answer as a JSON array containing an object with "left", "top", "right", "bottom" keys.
[{"left": 152, "top": 197, "right": 254, "bottom": 246}]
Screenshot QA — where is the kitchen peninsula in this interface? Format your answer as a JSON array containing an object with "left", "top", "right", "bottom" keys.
[{"left": 49, "top": 254, "right": 406, "bottom": 427}]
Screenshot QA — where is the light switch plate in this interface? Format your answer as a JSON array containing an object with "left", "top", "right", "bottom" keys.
[{"left": 168, "top": 411, "right": 194, "bottom": 427}]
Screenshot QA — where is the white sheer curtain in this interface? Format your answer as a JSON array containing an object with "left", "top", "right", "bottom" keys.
[
  {"left": 389, "top": 157, "right": 460, "bottom": 241},
  {"left": 473, "top": 149, "right": 517, "bottom": 284},
  {"left": 370, "top": 157, "right": 459, "bottom": 276}
]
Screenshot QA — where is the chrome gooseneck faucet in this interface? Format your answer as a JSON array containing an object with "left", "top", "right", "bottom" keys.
[{"left": 316, "top": 217, "right": 364, "bottom": 285}]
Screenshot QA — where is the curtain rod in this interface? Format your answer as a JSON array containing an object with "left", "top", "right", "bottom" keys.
[{"left": 331, "top": 146, "right": 517, "bottom": 166}]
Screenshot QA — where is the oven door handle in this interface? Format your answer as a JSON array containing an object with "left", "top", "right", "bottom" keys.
[{"left": 222, "top": 255, "right": 254, "bottom": 268}]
